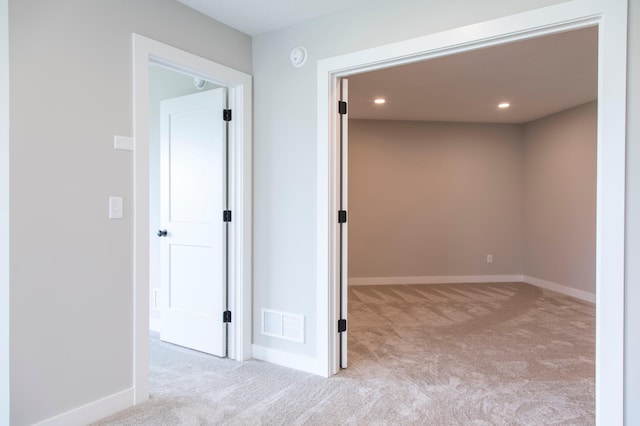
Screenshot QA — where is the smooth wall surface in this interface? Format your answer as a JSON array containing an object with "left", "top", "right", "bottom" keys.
[
  {"left": 1, "top": 0, "right": 9, "bottom": 423},
  {"left": 252, "top": 0, "right": 566, "bottom": 358},
  {"left": 348, "top": 120, "right": 524, "bottom": 278},
  {"left": 8, "top": 1, "right": 250, "bottom": 424},
  {"left": 523, "top": 102, "right": 596, "bottom": 294}
]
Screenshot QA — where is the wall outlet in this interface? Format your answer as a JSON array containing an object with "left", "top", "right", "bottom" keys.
[{"left": 486, "top": 254, "right": 493, "bottom": 264}]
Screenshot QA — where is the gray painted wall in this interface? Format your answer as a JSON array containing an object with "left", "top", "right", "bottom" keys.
[
  {"left": 1, "top": 0, "right": 9, "bottom": 423},
  {"left": 523, "top": 102, "right": 596, "bottom": 294},
  {"left": 348, "top": 120, "right": 524, "bottom": 278},
  {"left": 8, "top": 1, "right": 250, "bottom": 424},
  {"left": 348, "top": 103, "right": 597, "bottom": 294}
]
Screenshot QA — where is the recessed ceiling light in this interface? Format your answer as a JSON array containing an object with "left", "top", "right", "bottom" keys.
[
  {"left": 498, "top": 102, "right": 511, "bottom": 109},
  {"left": 374, "top": 98, "right": 386, "bottom": 104}
]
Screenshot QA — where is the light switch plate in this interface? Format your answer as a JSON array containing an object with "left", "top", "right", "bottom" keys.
[
  {"left": 109, "top": 196, "right": 123, "bottom": 219},
  {"left": 114, "top": 135, "right": 134, "bottom": 151}
]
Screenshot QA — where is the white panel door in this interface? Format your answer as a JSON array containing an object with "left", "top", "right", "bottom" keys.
[{"left": 159, "top": 88, "right": 227, "bottom": 357}]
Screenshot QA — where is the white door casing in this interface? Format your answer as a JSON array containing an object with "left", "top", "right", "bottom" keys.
[
  {"left": 133, "top": 34, "right": 252, "bottom": 404},
  {"left": 317, "top": 1, "right": 626, "bottom": 423},
  {"left": 159, "top": 89, "right": 227, "bottom": 357}
]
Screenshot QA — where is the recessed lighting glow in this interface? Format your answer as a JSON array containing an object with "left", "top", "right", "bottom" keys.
[
  {"left": 498, "top": 102, "right": 511, "bottom": 109},
  {"left": 374, "top": 98, "right": 386, "bottom": 104}
]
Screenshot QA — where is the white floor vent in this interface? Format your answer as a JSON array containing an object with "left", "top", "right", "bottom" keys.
[{"left": 261, "top": 309, "right": 304, "bottom": 343}]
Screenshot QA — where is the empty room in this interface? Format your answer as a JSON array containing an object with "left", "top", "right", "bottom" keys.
[{"left": 345, "top": 27, "right": 597, "bottom": 422}]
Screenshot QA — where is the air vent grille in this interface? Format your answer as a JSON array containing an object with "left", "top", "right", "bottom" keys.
[{"left": 262, "top": 309, "right": 304, "bottom": 343}]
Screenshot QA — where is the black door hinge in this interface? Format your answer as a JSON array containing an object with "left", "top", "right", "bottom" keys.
[
  {"left": 223, "top": 109, "right": 232, "bottom": 121},
  {"left": 338, "top": 319, "right": 347, "bottom": 333},
  {"left": 338, "top": 101, "right": 347, "bottom": 115},
  {"left": 338, "top": 210, "right": 347, "bottom": 223},
  {"left": 223, "top": 210, "right": 232, "bottom": 222},
  {"left": 223, "top": 310, "right": 232, "bottom": 323}
]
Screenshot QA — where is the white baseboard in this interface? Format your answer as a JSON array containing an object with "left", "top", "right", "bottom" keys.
[
  {"left": 252, "top": 344, "right": 321, "bottom": 375},
  {"left": 149, "top": 316, "right": 161, "bottom": 333},
  {"left": 349, "top": 275, "right": 524, "bottom": 286},
  {"left": 523, "top": 275, "right": 595, "bottom": 303},
  {"left": 34, "top": 387, "right": 133, "bottom": 426},
  {"left": 349, "top": 275, "right": 594, "bottom": 303}
]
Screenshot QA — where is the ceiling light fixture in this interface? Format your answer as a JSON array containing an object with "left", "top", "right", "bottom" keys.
[
  {"left": 374, "top": 98, "right": 386, "bottom": 104},
  {"left": 498, "top": 102, "right": 511, "bottom": 109}
]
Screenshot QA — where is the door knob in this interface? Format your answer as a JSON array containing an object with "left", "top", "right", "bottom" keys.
[{"left": 157, "top": 229, "right": 168, "bottom": 237}]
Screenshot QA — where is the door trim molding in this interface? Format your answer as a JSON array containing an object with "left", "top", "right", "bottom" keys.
[
  {"left": 317, "top": 0, "right": 627, "bottom": 423},
  {"left": 132, "top": 34, "right": 252, "bottom": 404}
]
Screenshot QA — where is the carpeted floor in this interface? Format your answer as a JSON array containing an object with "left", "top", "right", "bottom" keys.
[{"left": 94, "top": 282, "right": 595, "bottom": 425}]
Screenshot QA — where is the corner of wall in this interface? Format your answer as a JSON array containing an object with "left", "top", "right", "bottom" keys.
[{"left": 1, "top": 0, "right": 10, "bottom": 422}]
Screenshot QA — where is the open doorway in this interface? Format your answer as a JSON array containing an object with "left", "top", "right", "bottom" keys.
[
  {"left": 149, "top": 64, "right": 231, "bottom": 358},
  {"left": 337, "top": 24, "right": 598, "bottom": 366},
  {"left": 341, "top": 27, "right": 598, "bottom": 421},
  {"left": 132, "top": 34, "right": 253, "bottom": 404},
  {"left": 317, "top": 1, "right": 627, "bottom": 422}
]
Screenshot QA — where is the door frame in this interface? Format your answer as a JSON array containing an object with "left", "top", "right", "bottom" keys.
[
  {"left": 132, "top": 34, "right": 252, "bottom": 403},
  {"left": 316, "top": 0, "right": 627, "bottom": 423}
]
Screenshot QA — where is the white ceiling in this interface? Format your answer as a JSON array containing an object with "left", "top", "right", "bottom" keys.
[
  {"left": 176, "top": 1, "right": 597, "bottom": 124},
  {"left": 177, "top": 0, "right": 374, "bottom": 36},
  {"left": 348, "top": 26, "right": 598, "bottom": 123}
]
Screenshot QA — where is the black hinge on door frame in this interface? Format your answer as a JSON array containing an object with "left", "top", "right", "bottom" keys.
[
  {"left": 338, "top": 319, "right": 347, "bottom": 333},
  {"left": 223, "top": 310, "right": 232, "bottom": 323},
  {"left": 338, "top": 101, "right": 347, "bottom": 115},
  {"left": 223, "top": 210, "right": 232, "bottom": 222},
  {"left": 223, "top": 109, "right": 232, "bottom": 121},
  {"left": 338, "top": 210, "right": 347, "bottom": 224}
]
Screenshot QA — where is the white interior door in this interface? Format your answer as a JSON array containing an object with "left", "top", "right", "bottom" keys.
[{"left": 159, "top": 88, "right": 227, "bottom": 357}]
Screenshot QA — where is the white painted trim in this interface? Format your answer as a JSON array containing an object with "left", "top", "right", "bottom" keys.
[
  {"left": 524, "top": 276, "right": 595, "bottom": 303},
  {"left": 0, "top": 0, "right": 9, "bottom": 422},
  {"left": 33, "top": 388, "right": 134, "bottom": 426},
  {"left": 252, "top": 345, "right": 321, "bottom": 375},
  {"left": 133, "top": 34, "right": 253, "bottom": 405},
  {"left": 349, "top": 275, "right": 596, "bottom": 303},
  {"left": 349, "top": 275, "right": 524, "bottom": 286},
  {"left": 317, "top": 0, "right": 626, "bottom": 422}
]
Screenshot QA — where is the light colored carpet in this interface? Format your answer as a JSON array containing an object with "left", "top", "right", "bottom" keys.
[{"left": 94, "top": 282, "right": 594, "bottom": 425}]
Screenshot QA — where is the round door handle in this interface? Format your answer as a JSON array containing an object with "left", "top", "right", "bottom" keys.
[{"left": 157, "top": 229, "right": 168, "bottom": 237}]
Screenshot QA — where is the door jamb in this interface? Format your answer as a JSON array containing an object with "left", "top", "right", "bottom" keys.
[
  {"left": 317, "top": 0, "right": 627, "bottom": 423},
  {"left": 132, "top": 34, "right": 252, "bottom": 403}
]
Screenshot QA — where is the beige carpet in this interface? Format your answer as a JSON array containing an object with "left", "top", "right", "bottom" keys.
[{"left": 94, "top": 282, "right": 594, "bottom": 425}]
